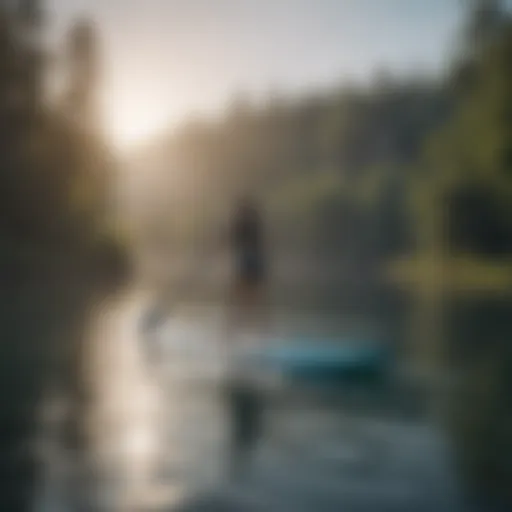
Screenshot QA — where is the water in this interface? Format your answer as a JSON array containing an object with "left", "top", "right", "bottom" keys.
[{"left": 34, "top": 289, "right": 463, "bottom": 511}]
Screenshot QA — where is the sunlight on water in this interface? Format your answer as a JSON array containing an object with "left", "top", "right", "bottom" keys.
[
  {"left": 36, "top": 289, "right": 186, "bottom": 511},
  {"left": 35, "top": 288, "right": 464, "bottom": 512}
]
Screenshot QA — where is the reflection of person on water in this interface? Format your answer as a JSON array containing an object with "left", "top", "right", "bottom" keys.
[{"left": 226, "top": 195, "right": 268, "bottom": 478}]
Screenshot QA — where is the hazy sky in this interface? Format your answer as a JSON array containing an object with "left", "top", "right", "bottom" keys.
[{"left": 46, "top": 0, "right": 464, "bottom": 149}]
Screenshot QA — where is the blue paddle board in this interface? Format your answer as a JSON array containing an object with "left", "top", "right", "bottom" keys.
[{"left": 260, "top": 339, "right": 390, "bottom": 386}]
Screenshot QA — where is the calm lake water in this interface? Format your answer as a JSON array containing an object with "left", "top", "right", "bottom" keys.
[{"left": 33, "top": 287, "right": 473, "bottom": 511}]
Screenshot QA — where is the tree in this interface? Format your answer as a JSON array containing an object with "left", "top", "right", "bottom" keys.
[
  {"left": 0, "top": 5, "right": 127, "bottom": 510},
  {"left": 465, "top": 0, "right": 507, "bottom": 51},
  {"left": 416, "top": 7, "right": 512, "bottom": 504},
  {"left": 65, "top": 17, "right": 100, "bottom": 131},
  {"left": 427, "top": 11, "right": 512, "bottom": 256}
]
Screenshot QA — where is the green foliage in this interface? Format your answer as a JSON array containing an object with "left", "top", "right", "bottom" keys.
[
  {"left": 425, "top": 13, "right": 512, "bottom": 257},
  {"left": 138, "top": 79, "right": 450, "bottom": 273}
]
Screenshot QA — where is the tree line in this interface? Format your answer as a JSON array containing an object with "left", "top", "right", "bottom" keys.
[
  {"left": 0, "top": 2, "right": 127, "bottom": 509},
  {"left": 139, "top": 1, "right": 511, "bottom": 276}
]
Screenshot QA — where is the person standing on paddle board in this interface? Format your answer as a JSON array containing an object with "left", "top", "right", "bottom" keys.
[
  {"left": 225, "top": 194, "right": 269, "bottom": 478},
  {"left": 230, "top": 195, "right": 267, "bottom": 322}
]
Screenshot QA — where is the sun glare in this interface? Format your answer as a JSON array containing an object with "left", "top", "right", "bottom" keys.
[{"left": 105, "top": 90, "right": 172, "bottom": 151}]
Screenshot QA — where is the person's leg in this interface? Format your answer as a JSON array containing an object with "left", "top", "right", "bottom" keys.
[
  {"left": 253, "top": 282, "right": 271, "bottom": 337},
  {"left": 226, "top": 280, "right": 247, "bottom": 338}
]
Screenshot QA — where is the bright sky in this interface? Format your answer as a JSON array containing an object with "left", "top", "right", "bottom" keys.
[{"left": 46, "top": 0, "right": 464, "bottom": 151}]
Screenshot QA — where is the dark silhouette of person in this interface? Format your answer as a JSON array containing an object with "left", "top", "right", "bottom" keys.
[{"left": 232, "top": 195, "right": 266, "bottom": 292}]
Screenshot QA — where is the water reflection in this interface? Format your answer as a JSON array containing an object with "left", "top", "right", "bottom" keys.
[{"left": 36, "top": 289, "right": 464, "bottom": 512}]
